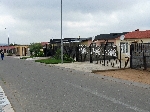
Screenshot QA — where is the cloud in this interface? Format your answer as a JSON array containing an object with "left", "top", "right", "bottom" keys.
[{"left": 0, "top": 0, "right": 150, "bottom": 44}]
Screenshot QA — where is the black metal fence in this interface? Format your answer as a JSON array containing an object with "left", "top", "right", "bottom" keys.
[
  {"left": 77, "top": 43, "right": 118, "bottom": 62},
  {"left": 130, "top": 43, "right": 150, "bottom": 70},
  {"left": 46, "top": 43, "right": 125, "bottom": 68}
]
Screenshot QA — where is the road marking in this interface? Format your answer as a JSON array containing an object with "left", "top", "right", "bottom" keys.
[
  {"left": 0, "top": 86, "right": 14, "bottom": 112},
  {"left": 64, "top": 82, "right": 149, "bottom": 112}
]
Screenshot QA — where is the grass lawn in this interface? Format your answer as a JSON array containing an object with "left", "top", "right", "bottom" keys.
[
  {"left": 20, "top": 56, "right": 33, "bottom": 59},
  {"left": 35, "top": 58, "right": 73, "bottom": 64}
]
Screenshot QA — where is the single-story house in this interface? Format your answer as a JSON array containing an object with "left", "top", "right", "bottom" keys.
[
  {"left": 116, "top": 29, "right": 150, "bottom": 59},
  {"left": 92, "top": 29, "right": 150, "bottom": 60},
  {"left": 0, "top": 45, "right": 29, "bottom": 56}
]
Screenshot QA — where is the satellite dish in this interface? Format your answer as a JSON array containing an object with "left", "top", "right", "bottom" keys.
[
  {"left": 92, "top": 36, "right": 95, "bottom": 42},
  {"left": 120, "top": 35, "right": 125, "bottom": 41}
]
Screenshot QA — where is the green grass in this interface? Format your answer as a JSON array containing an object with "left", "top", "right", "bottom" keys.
[
  {"left": 35, "top": 58, "right": 72, "bottom": 64},
  {"left": 20, "top": 56, "right": 33, "bottom": 59}
]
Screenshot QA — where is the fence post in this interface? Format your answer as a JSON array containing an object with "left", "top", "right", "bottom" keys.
[
  {"left": 90, "top": 43, "right": 93, "bottom": 63},
  {"left": 143, "top": 53, "right": 147, "bottom": 70},
  {"left": 76, "top": 45, "right": 79, "bottom": 62},
  {"left": 104, "top": 44, "right": 106, "bottom": 66},
  {"left": 120, "top": 43, "right": 122, "bottom": 68},
  {"left": 130, "top": 44, "right": 133, "bottom": 68},
  {"left": 46, "top": 44, "right": 47, "bottom": 57}
]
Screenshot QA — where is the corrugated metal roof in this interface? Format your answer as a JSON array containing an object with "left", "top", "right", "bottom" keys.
[{"left": 94, "top": 32, "right": 128, "bottom": 41}]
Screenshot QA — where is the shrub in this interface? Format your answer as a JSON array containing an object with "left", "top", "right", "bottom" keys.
[
  {"left": 63, "top": 54, "right": 74, "bottom": 62},
  {"left": 7, "top": 53, "right": 13, "bottom": 56},
  {"left": 33, "top": 51, "right": 44, "bottom": 57},
  {"left": 54, "top": 49, "right": 74, "bottom": 62}
]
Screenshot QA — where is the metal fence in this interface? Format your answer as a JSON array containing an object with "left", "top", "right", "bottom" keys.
[
  {"left": 130, "top": 43, "right": 150, "bottom": 70},
  {"left": 47, "top": 43, "right": 130, "bottom": 68}
]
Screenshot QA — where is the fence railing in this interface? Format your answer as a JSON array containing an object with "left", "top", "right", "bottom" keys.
[
  {"left": 130, "top": 43, "right": 150, "bottom": 70},
  {"left": 48, "top": 43, "right": 130, "bottom": 68}
]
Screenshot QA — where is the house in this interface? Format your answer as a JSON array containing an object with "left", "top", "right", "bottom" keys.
[
  {"left": 91, "top": 29, "right": 150, "bottom": 60},
  {"left": 93, "top": 32, "right": 129, "bottom": 46},
  {"left": 88, "top": 32, "right": 128, "bottom": 60},
  {"left": 124, "top": 29, "right": 150, "bottom": 43},
  {"left": 14, "top": 45, "right": 29, "bottom": 56},
  {"left": 80, "top": 37, "right": 93, "bottom": 46},
  {"left": 49, "top": 38, "right": 88, "bottom": 47},
  {"left": 45, "top": 29, "right": 150, "bottom": 61},
  {"left": 0, "top": 45, "right": 29, "bottom": 56},
  {"left": 116, "top": 29, "right": 150, "bottom": 60}
]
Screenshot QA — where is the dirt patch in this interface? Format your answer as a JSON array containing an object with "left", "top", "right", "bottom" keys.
[{"left": 94, "top": 68, "right": 150, "bottom": 85}]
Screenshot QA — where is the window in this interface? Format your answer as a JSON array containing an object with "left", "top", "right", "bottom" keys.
[
  {"left": 107, "top": 42, "right": 114, "bottom": 46},
  {"left": 100, "top": 42, "right": 114, "bottom": 46},
  {"left": 120, "top": 42, "right": 128, "bottom": 53}
]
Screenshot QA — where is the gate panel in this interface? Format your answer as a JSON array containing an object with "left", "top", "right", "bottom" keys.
[{"left": 130, "top": 43, "right": 150, "bottom": 69}]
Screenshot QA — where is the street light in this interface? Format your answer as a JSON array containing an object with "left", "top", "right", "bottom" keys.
[
  {"left": 61, "top": 0, "right": 63, "bottom": 64},
  {"left": 5, "top": 28, "right": 10, "bottom": 53}
]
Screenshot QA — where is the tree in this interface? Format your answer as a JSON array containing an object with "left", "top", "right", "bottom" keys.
[{"left": 29, "top": 43, "right": 43, "bottom": 57}]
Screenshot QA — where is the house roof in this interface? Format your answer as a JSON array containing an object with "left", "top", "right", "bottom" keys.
[
  {"left": 41, "top": 42, "right": 49, "bottom": 46},
  {"left": 81, "top": 37, "right": 92, "bottom": 42},
  {"left": 124, "top": 30, "right": 150, "bottom": 39},
  {"left": 49, "top": 38, "right": 87, "bottom": 44},
  {"left": 94, "top": 32, "right": 128, "bottom": 41},
  {"left": 0, "top": 46, "right": 16, "bottom": 50}
]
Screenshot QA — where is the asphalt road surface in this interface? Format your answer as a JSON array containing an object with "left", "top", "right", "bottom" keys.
[{"left": 0, "top": 57, "right": 150, "bottom": 112}]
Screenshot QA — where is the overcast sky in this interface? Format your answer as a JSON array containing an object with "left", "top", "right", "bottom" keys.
[{"left": 0, "top": 0, "right": 150, "bottom": 45}]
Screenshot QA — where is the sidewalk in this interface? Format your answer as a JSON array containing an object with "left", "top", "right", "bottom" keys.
[
  {"left": 52, "top": 60, "right": 130, "bottom": 73},
  {"left": 0, "top": 86, "right": 14, "bottom": 112},
  {"left": 12, "top": 56, "right": 129, "bottom": 72}
]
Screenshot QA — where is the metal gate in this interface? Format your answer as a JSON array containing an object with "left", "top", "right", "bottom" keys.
[{"left": 130, "top": 43, "right": 150, "bottom": 69}]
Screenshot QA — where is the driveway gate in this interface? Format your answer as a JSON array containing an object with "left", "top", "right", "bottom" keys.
[{"left": 130, "top": 43, "right": 150, "bottom": 69}]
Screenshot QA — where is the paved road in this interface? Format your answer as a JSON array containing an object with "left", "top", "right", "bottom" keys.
[{"left": 0, "top": 57, "right": 150, "bottom": 112}]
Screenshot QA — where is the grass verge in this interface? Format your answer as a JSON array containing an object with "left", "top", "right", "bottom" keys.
[
  {"left": 20, "top": 56, "right": 33, "bottom": 59},
  {"left": 35, "top": 58, "right": 72, "bottom": 64}
]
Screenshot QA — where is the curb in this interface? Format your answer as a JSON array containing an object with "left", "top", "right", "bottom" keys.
[{"left": 0, "top": 86, "right": 14, "bottom": 112}]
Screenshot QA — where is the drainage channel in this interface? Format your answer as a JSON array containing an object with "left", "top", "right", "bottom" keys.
[{"left": 0, "top": 86, "right": 14, "bottom": 112}]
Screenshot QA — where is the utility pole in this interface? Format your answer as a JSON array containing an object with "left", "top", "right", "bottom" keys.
[{"left": 8, "top": 35, "right": 9, "bottom": 53}]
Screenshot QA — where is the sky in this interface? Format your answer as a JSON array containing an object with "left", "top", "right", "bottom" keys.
[{"left": 0, "top": 0, "right": 150, "bottom": 45}]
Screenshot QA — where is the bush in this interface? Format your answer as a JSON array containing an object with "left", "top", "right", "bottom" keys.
[
  {"left": 63, "top": 54, "right": 74, "bottom": 62},
  {"left": 7, "top": 53, "right": 13, "bottom": 56},
  {"left": 33, "top": 51, "right": 44, "bottom": 57},
  {"left": 53, "top": 49, "right": 61, "bottom": 60},
  {"left": 54, "top": 49, "right": 74, "bottom": 62}
]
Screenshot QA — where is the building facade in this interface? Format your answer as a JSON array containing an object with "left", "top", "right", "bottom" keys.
[{"left": 0, "top": 45, "right": 29, "bottom": 56}]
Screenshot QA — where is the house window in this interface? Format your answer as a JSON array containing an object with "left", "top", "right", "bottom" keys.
[
  {"left": 121, "top": 42, "right": 128, "bottom": 53},
  {"left": 107, "top": 42, "right": 114, "bottom": 46},
  {"left": 100, "top": 42, "right": 114, "bottom": 46}
]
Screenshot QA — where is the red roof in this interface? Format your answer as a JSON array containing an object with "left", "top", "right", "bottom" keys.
[
  {"left": 125, "top": 29, "right": 150, "bottom": 39},
  {"left": 41, "top": 42, "right": 49, "bottom": 46},
  {"left": 0, "top": 46, "right": 15, "bottom": 50}
]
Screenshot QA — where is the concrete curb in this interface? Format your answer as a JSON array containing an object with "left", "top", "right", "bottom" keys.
[{"left": 0, "top": 86, "right": 14, "bottom": 112}]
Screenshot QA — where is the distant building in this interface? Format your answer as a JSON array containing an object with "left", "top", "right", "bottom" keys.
[{"left": 0, "top": 45, "right": 29, "bottom": 56}]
